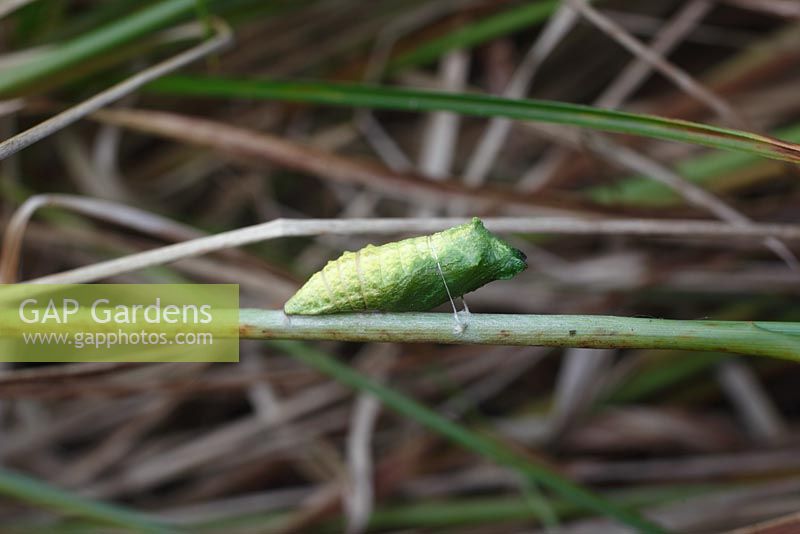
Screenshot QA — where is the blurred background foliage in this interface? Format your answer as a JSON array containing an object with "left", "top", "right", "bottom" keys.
[{"left": 1, "top": 0, "right": 800, "bottom": 532}]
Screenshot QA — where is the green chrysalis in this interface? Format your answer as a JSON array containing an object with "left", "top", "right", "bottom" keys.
[{"left": 284, "top": 217, "right": 527, "bottom": 315}]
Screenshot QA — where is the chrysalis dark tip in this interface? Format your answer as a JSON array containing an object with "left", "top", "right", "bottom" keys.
[
  {"left": 511, "top": 248, "right": 528, "bottom": 271},
  {"left": 496, "top": 246, "right": 528, "bottom": 279}
]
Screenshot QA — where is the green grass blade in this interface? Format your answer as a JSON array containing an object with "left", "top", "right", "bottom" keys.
[
  {"left": 0, "top": 467, "right": 176, "bottom": 533},
  {"left": 21, "top": 0, "right": 144, "bottom": 45},
  {"left": 365, "top": 486, "right": 714, "bottom": 530},
  {"left": 183, "top": 486, "right": 716, "bottom": 532},
  {"left": 589, "top": 122, "right": 800, "bottom": 206},
  {"left": 605, "top": 352, "right": 726, "bottom": 403},
  {"left": 147, "top": 76, "right": 800, "bottom": 164},
  {"left": 271, "top": 340, "right": 668, "bottom": 533},
  {"left": 387, "top": 1, "right": 558, "bottom": 72},
  {"left": 0, "top": 0, "right": 200, "bottom": 97}
]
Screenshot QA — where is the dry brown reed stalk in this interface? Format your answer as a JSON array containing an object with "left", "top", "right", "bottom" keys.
[
  {"left": 0, "top": 194, "right": 203, "bottom": 282},
  {"left": 0, "top": 19, "right": 232, "bottom": 161},
  {"left": 12, "top": 217, "right": 800, "bottom": 290},
  {"left": 463, "top": 3, "right": 580, "bottom": 188},
  {"left": 567, "top": 0, "right": 747, "bottom": 128},
  {"left": 520, "top": 0, "right": 714, "bottom": 192},
  {"left": 91, "top": 108, "right": 577, "bottom": 215},
  {"left": 0, "top": 194, "right": 297, "bottom": 303}
]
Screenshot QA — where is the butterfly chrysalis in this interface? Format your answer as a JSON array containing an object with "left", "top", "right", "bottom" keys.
[{"left": 284, "top": 218, "right": 527, "bottom": 315}]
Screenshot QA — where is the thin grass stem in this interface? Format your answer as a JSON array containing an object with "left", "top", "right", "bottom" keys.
[
  {"left": 242, "top": 311, "right": 800, "bottom": 361},
  {"left": 0, "top": 468, "right": 176, "bottom": 533}
]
